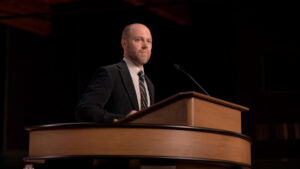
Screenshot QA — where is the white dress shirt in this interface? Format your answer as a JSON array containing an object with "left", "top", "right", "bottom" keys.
[{"left": 123, "top": 57, "right": 150, "bottom": 110}]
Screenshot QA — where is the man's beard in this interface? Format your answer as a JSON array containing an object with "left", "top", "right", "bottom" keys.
[{"left": 129, "top": 52, "right": 150, "bottom": 66}]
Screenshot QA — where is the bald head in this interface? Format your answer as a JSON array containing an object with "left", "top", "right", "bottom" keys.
[{"left": 121, "top": 23, "right": 151, "bottom": 41}]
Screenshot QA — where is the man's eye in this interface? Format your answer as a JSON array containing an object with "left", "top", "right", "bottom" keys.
[{"left": 135, "top": 38, "right": 141, "bottom": 41}]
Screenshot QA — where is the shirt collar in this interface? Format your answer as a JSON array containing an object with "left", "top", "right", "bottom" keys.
[{"left": 123, "top": 57, "right": 144, "bottom": 75}]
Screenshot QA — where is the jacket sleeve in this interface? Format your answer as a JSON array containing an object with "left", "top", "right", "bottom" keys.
[{"left": 75, "top": 67, "right": 123, "bottom": 123}]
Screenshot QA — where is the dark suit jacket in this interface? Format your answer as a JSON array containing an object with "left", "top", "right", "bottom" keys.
[{"left": 76, "top": 61, "right": 155, "bottom": 123}]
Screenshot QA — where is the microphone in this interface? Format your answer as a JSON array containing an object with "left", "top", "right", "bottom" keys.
[{"left": 173, "top": 64, "right": 210, "bottom": 96}]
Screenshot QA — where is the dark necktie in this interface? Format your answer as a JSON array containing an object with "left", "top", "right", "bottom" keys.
[{"left": 138, "top": 71, "right": 148, "bottom": 110}]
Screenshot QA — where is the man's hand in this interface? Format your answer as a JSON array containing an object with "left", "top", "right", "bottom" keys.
[
  {"left": 113, "top": 110, "right": 138, "bottom": 123},
  {"left": 126, "top": 110, "right": 138, "bottom": 117}
]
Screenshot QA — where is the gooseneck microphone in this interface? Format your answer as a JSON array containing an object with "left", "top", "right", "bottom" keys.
[{"left": 173, "top": 64, "right": 210, "bottom": 96}]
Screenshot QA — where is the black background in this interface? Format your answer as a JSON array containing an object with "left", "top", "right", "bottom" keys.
[{"left": 1, "top": 0, "right": 300, "bottom": 168}]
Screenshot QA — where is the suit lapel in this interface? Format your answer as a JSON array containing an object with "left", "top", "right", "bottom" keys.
[
  {"left": 117, "top": 61, "right": 139, "bottom": 111},
  {"left": 145, "top": 75, "right": 155, "bottom": 105}
]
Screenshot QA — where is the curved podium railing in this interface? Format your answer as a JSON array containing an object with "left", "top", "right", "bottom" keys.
[
  {"left": 24, "top": 92, "right": 251, "bottom": 169},
  {"left": 24, "top": 123, "right": 251, "bottom": 168}
]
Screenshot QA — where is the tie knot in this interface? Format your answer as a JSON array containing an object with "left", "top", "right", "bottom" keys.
[{"left": 138, "top": 71, "right": 144, "bottom": 78}]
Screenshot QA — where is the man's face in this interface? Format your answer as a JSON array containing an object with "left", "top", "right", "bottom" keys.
[{"left": 123, "top": 25, "right": 152, "bottom": 66}]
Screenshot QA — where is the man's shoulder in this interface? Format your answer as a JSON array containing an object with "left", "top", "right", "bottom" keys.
[
  {"left": 94, "top": 61, "right": 127, "bottom": 76},
  {"left": 101, "top": 61, "right": 126, "bottom": 70}
]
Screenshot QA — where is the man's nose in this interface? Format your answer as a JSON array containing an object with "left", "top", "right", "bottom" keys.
[{"left": 142, "top": 41, "right": 148, "bottom": 49}]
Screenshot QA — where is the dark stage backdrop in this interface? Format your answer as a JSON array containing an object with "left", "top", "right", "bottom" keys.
[{"left": 1, "top": 1, "right": 300, "bottom": 169}]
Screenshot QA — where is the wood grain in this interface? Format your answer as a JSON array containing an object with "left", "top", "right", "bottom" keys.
[{"left": 27, "top": 125, "right": 251, "bottom": 165}]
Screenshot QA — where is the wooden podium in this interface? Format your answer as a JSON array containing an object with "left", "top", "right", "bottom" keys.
[{"left": 24, "top": 91, "right": 251, "bottom": 169}]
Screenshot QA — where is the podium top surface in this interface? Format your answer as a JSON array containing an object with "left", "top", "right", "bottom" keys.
[
  {"left": 119, "top": 91, "right": 249, "bottom": 123},
  {"left": 170, "top": 91, "right": 249, "bottom": 111}
]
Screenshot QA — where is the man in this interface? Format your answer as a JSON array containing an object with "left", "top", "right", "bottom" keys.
[{"left": 76, "top": 23, "right": 155, "bottom": 123}]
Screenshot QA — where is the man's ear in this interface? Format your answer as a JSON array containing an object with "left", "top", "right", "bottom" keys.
[{"left": 121, "top": 39, "right": 126, "bottom": 48}]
